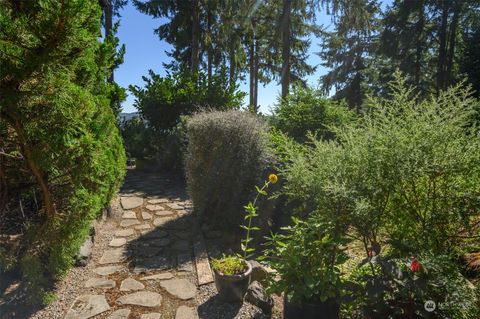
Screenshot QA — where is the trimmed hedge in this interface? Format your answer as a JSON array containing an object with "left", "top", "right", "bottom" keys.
[{"left": 185, "top": 110, "right": 270, "bottom": 229}]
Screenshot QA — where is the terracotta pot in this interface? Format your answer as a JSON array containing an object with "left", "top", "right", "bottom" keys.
[
  {"left": 213, "top": 260, "right": 252, "bottom": 302},
  {"left": 284, "top": 297, "right": 340, "bottom": 319}
]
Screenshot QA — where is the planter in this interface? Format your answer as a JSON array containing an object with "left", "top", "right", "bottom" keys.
[
  {"left": 284, "top": 297, "right": 340, "bottom": 319},
  {"left": 213, "top": 260, "right": 252, "bottom": 302}
]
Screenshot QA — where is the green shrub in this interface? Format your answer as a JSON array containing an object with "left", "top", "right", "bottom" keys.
[
  {"left": 185, "top": 110, "right": 270, "bottom": 229},
  {"left": 277, "top": 74, "right": 480, "bottom": 257},
  {"left": 0, "top": 0, "right": 125, "bottom": 303},
  {"left": 345, "top": 255, "right": 480, "bottom": 319},
  {"left": 272, "top": 85, "right": 354, "bottom": 143}
]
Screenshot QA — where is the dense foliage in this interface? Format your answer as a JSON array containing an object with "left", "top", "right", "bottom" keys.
[
  {"left": 0, "top": 0, "right": 125, "bottom": 303},
  {"left": 185, "top": 110, "right": 270, "bottom": 229},
  {"left": 269, "top": 76, "right": 480, "bottom": 317},
  {"left": 272, "top": 85, "right": 354, "bottom": 142}
]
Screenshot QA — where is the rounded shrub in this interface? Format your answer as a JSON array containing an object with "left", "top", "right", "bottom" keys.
[{"left": 185, "top": 110, "right": 270, "bottom": 229}]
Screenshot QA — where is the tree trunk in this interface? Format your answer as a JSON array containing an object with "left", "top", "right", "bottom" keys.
[
  {"left": 104, "top": 0, "right": 114, "bottom": 83},
  {"left": 446, "top": 0, "right": 461, "bottom": 86},
  {"left": 281, "top": 0, "right": 292, "bottom": 100},
  {"left": 11, "top": 118, "right": 55, "bottom": 218},
  {"left": 254, "top": 37, "right": 259, "bottom": 113},
  {"left": 207, "top": 0, "right": 213, "bottom": 89},
  {"left": 191, "top": 0, "right": 200, "bottom": 74},
  {"left": 229, "top": 45, "right": 235, "bottom": 91},
  {"left": 414, "top": 0, "right": 424, "bottom": 86},
  {"left": 249, "top": 29, "right": 255, "bottom": 111},
  {"left": 436, "top": 1, "right": 449, "bottom": 93}
]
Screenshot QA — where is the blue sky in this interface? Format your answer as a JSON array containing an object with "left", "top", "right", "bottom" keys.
[{"left": 115, "top": 2, "right": 333, "bottom": 114}]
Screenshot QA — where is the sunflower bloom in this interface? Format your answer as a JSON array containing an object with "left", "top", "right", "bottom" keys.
[{"left": 269, "top": 173, "right": 278, "bottom": 184}]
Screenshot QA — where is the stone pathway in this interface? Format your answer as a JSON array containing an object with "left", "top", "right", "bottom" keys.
[{"left": 64, "top": 172, "right": 202, "bottom": 319}]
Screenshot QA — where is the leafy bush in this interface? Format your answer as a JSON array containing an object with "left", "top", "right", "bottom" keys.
[
  {"left": 185, "top": 110, "right": 270, "bottom": 229},
  {"left": 130, "top": 68, "right": 245, "bottom": 133},
  {"left": 345, "top": 255, "right": 480, "bottom": 319},
  {"left": 277, "top": 75, "right": 480, "bottom": 257},
  {"left": 272, "top": 74, "right": 480, "bottom": 316},
  {"left": 272, "top": 85, "right": 354, "bottom": 143},
  {"left": 265, "top": 214, "right": 351, "bottom": 304},
  {"left": 0, "top": 0, "right": 125, "bottom": 303}
]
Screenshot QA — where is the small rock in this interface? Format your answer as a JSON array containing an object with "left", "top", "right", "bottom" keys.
[
  {"left": 76, "top": 235, "right": 93, "bottom": 267},
  {"left": 120, "top": 278, "right": 145, "bottom": 291},
  {"left": 107, "top": 309, "right": 131, "bottom": 319},
  {"left": 65, "top": 294, "right": 110, "bottom": 319},
  {"left": 248, "top": 260, "right": 268, "bottom": 283},
  {"left": 245, "top": 281, "right": 273, "bottom": 314},
  {"left": 117, "top": 291, "right": 162, "bottom": 308},
  {"left": 93, "top": 265, "right": 124, "bottom": 276},
  {"left": 160, "top": 278, "right": 196, "bottom": 300},
  {"left": 142, "top": 211, "right": 153, "bottom": 220},
  {"left": 85, "top": 278, "right": 116, "bottom": 289},
  {"left": 120, "top": 196, "right": 143, "bottom": 210},
  {"left": 122, "top": 211, "right": 137, "bottom": 219},
  {"left": 176, "top": 306, "right": 198, "bottom": 319},
  {"left": 109, "top": 238, "right": 127, "bottom": 247},
  {"left": 141, "top": 313, "right": 161, "bottom": 319},
  {"left": 115, "top": 228, "right": 135, "bottom": 237},
  {"left": 120, "top": 219, "right": 141, "bottom": 228},
  {"left": 141, "top": 272, "right": 174, "bottom": 281}
]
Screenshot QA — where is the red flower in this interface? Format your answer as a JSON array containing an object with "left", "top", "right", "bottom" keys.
[{"left": 410, "top": 257, "right": 422, "bottom": 273}]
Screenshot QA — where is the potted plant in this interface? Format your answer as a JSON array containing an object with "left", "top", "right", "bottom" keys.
[
  {"left": 211, "top": 173, "right": 278, "bottom": 302},
  {"left": 264, "top": 214, "right": 350, "bottom": 319}
]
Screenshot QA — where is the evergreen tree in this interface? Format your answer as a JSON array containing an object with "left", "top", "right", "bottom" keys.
[{"left": 0, "top": 0, "right": 125, "bottom": 303}]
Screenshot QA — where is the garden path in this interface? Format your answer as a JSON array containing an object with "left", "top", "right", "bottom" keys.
[{"left": 64, "top": 171, "right": 208, "bottom": 319}]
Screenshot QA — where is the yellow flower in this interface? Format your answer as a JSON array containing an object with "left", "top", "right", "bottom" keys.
[{"left": 268, "top": 173, "right": 278, "bottom": 184}]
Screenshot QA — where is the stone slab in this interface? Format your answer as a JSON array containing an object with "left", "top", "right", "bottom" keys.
[
  {"left": 65, "top": 294, "right": 110, "bottom": 319},
  {"left": 141, "top": 313, "right": 161, "bottom": 319},
  {"left": 153, "top": 216, "right": 175, "bottom": 227},
  {"left": 140, "top": 230, "right": 169, "bottom": 239},
  {"left": 122, "top": 211, "right": 137, "bottom": 219},
  {"left": 116, "top": 291, "right": 162, "bottom": 308},
  {"left": 141, "top": 272, "right": 174, "bottom": 281},
  {"left": 142, "top": 211, "right": 153, "bottom": 220},
  {"left": 120, "top": 196, "right": 143, "bottom": 210},
  {"left": 109, "top": 238, "right": 127, "bottom": 247},
  {"left": 194, "top": 237, "right": 214, "bottom": 285},
  {"left": 93, "top": 265, "right": 124, "bottom": 276},
  {"left": 145, "top": 205, "right": 165, "bottom": 211},
  {"left": 160, "top": 278, "right": 196, "bottom": 300},
  {"left": 155, "top": 210, "right": 175, "bottom": 217},
  {"left": 177, "top": 253, "right": 194, "bottom": 272},
  {"left": 120, "top": 277, "right": 145, "bottom": 291},
  {"left": 107, "top": 309, "right": 131, "bottom": 319},
  {"left": 148, "top": 198, "right": 169, "bottom": 204},
  {"left": 135, "top": 224, "right": 152, "bottom": 230},
  {"left": 133, "top": 256, "right": 172, "bottom": 274},
  {"left": 85, "top": 278, "right": 116, "bottom": 289},
  {"left": 99, "top": 249, "right": 127, "bottom": 264},
  {"left": 120, "top": 219, "right": 141, "bottom": 228},
  {"left": 115, "top": 228, "right": 135, "bottom": 237},
  {"left": 176, "top": 306, "right": 198, "bottom": 319},
  {"left": 165, "top": 203, "right": 183, "bottom": 210}
]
